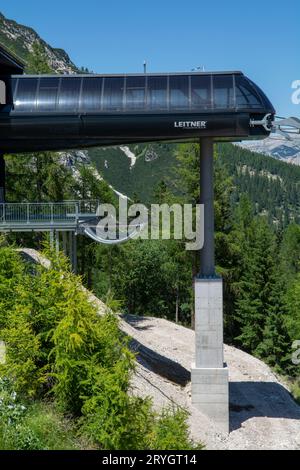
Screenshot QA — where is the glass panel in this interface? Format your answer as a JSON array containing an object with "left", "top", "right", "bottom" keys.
[
  {"left": 11, "top": 78, "right": 18, "bottom": 97},
  {"left": 235, "top": 76, "right": 263, "bottom": 108},
  {"left": 37, "top": 77, "right": 59, "bottom": 111},
  {"left": 81, "top": 77, "right": 102, "bottom": 110},
  {"left": 169, "top": 75, "right": 189, "bottom": 109},
  {"left": 0, "top": 80, "right": 5, "bottom": 104},
  {"left": 213, "top": 75, "right": 234, "bottom": 109},
  {"left": 102, "top": 77, "right": 124, "bottom": 111},
  {"left": 125, "top": 76, "right": 146, "bottom": 110},
  {"left": 58, "top": 77, "right": 81, "bottom": 111},
  {"left": 14, "top": 78, "right": 38, "bottom": 112},
  {"left": 147, "top": 76, "right": 167, "bottom": 109},
  {"left": 191, "top": 75, "right": 211, "bottom": 109}
]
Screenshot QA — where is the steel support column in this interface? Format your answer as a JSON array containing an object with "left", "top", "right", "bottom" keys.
[
  {"left": 72, "top": 232, "right": 77, "bottom": 274},
  {"left": 55, "top": 230, "right": 59, "bottom": 254},
  {"left": 69, "top": 231, "right": 73, "bottom": 268},
  {"left": 199, "top": 138, "right": 215, "bottom": 277},
  {"left": 69, "top": 231, "right": 77, "bottom": 274},
  {"left": 191, "top": 138, "right": 229, "bottom": 434},
  {"left": 0, "top": 154, "right": 5, "bottom": 203},
  {"left": 49, "top": 230, "right": 54, "bottom": 250},
  {"left": 62, "top": 231, "right": 67, "bottom": 257}
]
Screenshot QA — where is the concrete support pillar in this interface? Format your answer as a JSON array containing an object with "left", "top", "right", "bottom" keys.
[
  {"left": 49, "top": 230, "right": 54, "bottom": 250},
  {"left": 72, "top": 232, "right": 77, "bottom": 274},
  {"left": 192, "top": 278, "right": 228, "bottom": 433},
  {"left": 69, "top": 231, "right": 77, "bottom": 274},
  {"left": 55, "top": 230, "right": 60, "bottom": 254},
  {"left": 0, "top": 154, "right": 5, "bottom": 203},
  {"left": 62, "top": 231, "right": 67, "bottom": 257},
  {"left": 191, "top": 138, "right": 229, "bottom": 434}
]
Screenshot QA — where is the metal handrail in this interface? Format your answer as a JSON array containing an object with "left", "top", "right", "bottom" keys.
[{"left": 0, "top": 200, "right": 100, "bottom": 225}]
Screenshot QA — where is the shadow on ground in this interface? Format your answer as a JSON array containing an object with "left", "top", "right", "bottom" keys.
[
  {"left": 123, "top": 313, "right": 191, "bottom": 386},
  {"left": 229, "top": 381, "right": 300, "bottom": 431},
  {"left": 130, "top": 337, "right": 191, "bottom": 386},
  {"left": 122, "top": 314, "right": 156, "bottom": 331}
]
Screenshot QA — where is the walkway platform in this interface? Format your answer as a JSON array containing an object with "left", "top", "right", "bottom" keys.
[{"left": 0, "top": 200, "right": 99, "bottom": 232}]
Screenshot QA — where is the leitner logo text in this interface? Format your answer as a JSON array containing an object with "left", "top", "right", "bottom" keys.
[{"left": 174, "top": 121, "right": 207, "bottom": 129}]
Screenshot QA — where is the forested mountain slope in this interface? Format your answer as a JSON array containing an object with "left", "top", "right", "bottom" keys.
[{"left": 89, "top": 143, "right": 300, "bottom": 224}]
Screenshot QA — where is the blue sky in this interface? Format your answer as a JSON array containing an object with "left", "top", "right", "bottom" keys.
[{"left": 1, "top": 0, "right": 299, "bottom": 116}]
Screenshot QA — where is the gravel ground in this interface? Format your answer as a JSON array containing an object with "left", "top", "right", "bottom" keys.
[
  {"left": 18, "top": 249, "right": 300, "bottom": 450},
  {"left": 120, "top": 315, "right": 300, "bottom": 450}
]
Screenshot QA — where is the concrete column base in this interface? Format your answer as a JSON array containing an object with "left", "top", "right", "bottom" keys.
[
  {"left": 192, "top": 277, "right": 229, "bottom": 434},
  {"left": 191, "top": 365, "right": 229, "bottom": 434}
]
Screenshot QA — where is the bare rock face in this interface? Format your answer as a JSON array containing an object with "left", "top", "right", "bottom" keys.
[
  {"left": 0, "top": 12, "right": 78, "bottom": 74},
  {"left": 145, "top": 149, "right": 159, "bottom": 162},
  {"left": 59, "top": 150, "right": 91, "bottom": 168},
  {"left": 237, "top": 138, "right": 300, "bottom": 166}
]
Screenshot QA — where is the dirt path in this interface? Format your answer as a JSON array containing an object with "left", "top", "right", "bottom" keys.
[{"left": 18, "top": 249, "right": 300, "bottom": 449}]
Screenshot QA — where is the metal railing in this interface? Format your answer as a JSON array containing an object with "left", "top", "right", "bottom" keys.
[{"left": 0, "top": 200, "right": 99, "bottom": 226}]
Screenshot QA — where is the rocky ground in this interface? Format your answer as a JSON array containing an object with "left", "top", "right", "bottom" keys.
[{"left": 17, "top": 249, "right": 300, "bottom": 449}]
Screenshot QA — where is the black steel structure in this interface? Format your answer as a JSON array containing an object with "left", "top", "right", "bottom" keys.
[
  {"left": 0, "top": 45, "right": 24, "bottom": 201},
  {"left": 0, "top": 64, "right": 275, "bottom": 275},
  {"left": 0, "top": 44, "right": 24, "bottom": 75},
  {"left": 0, "top": 71, "right": 275, "bottom": 153}
]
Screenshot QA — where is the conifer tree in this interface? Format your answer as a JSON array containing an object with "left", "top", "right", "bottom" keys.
[{"left": 234, "top": 217, "right": 277, "bottom": 354}]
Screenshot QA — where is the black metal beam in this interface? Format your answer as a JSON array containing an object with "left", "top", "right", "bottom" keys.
[{"left": 199, "top": 137, "right": 215, "bottom": 277}]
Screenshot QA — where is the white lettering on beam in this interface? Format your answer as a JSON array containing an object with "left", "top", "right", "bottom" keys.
[{"left": 174, "top": 121, "right": 207, "bottom": 129}]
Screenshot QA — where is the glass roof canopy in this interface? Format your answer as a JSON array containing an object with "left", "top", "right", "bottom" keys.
[{"left": 8, "top": 72, "right": 275, "bottom": 114}]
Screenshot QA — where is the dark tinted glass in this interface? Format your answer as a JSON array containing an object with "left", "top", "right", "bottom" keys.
[
  {"left": 213, "top": 75, "right": 234, "bottom": 109},
  {"left": 0, "top": 80, "right": 5, "bottom": 104},
  {"left": 58, "top": 77, "right": 81, "bottom": 111},
  {"left": 125, "top": 76, "right": 146, "bottom": 110},
  {"left": 11, "top": 78, "right": 18, "bottom": 97},
  {"left": 14, "top": 78, "right": 38, "bottom": 111},
  {"left": 169, "top": 75, "right": 189, "bottom": 109},
  {"left": 81, "top": 77, "right": 102, "bottom": 110},
  {"left": 191, "top": 75, "right": 211, "bottom": 109},
  {"left": 147, "top": 76, "right": 168, "bottom": 109},
  {"left": 102, "top": 77, "right": 124, "bottom": 110},
  {"left": 38, "top": 77, "right": 59, "bottom": 111},
  {"left": 235, "top": 76, "right": 263, "bottom": 108}
]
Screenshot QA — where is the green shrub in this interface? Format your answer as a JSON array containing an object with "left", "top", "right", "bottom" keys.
[
  {"left": 146, "top": 406, "right": 203, "bottom": 450},
  {"left": 290, "top": 378, "right": 300, "bottom": 404},
  {"left": 0, "top": 246, "right": 202, "bottom": 450},
  {"left": 0, "top": 245, "right": 25, "bottom": 329}
]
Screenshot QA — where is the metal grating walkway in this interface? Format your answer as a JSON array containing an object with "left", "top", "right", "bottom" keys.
[{"left": 0, "top": 200, "right": 99, "bottom": 231}]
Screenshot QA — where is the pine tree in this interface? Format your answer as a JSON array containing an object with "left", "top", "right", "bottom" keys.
[{"left": 234, "top": 216, "right": 277, "bottom": 354}]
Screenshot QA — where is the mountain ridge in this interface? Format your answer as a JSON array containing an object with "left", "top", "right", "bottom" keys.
[
  {"left": 237, "top": 137, "right": 300, "bottom": 166},
  {"left": 0, "top": 11, "right": 78, "bottom": 73}
]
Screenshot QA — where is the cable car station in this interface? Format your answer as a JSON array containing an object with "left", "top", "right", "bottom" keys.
[{"left": 0, "top": 43, "right": 278, "bottom": 433}]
